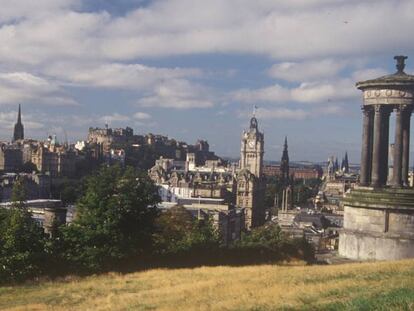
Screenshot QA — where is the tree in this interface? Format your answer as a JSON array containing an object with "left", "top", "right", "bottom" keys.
[
  {"left": 0, "top": 179, "right": 46, "bottom": 283},
  {"left": 11, "top": 177, "right": 26, "bottom": 209},
  {"left": 61, "top": 165, "right": 160, "bottom": 272}
]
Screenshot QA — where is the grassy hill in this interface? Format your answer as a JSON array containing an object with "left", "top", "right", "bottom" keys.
[{"left": 1, "top": 259, "right": 414, "bottom": 311}]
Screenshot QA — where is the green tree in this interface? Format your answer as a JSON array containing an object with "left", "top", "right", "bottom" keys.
[
  {"left": 0, "top": 180, "right": 46, "bottom": 283},
  {"left": 153, "top": 206, "right": 219, "bottom": 256},
  {"left": 11, "top": 177, "right": 27, "bottom": 209},
  {"left": 61, "top": 165, "right": 160, "bottom": 272}
]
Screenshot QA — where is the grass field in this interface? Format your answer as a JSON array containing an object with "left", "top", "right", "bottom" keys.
[{"left": 0, "top": 259, "right": 414, "bottom": 311}]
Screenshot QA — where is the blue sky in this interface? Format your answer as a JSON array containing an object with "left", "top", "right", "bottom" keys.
[{"left": 1, "top": 0, "right": 414, "bottom": 162}]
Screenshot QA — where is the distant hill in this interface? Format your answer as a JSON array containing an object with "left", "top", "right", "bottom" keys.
[{"left": 1, "top": 259, "right": 413, "bottom": 310}]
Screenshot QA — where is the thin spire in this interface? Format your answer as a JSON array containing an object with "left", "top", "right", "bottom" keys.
[
  {"left": 17, "top": 104, "right": 21, "bottom": 124},
  {"left": 253, "top": 105, "right": 258, "bottom": 117}
]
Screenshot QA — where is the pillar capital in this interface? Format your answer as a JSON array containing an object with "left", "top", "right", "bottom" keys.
[
  {"left": 394, "top": 104, "right": 411, "bottom": 114},
  {"left": 374, "top": 105, "right": 382, "bottom": 113}
]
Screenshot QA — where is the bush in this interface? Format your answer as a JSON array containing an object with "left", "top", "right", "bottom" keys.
[{"left": 153, "top": 206, "right": 220, "bottom": 265}]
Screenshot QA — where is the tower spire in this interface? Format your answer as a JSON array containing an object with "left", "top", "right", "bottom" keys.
[
  {"left": 18, "top": 104, "right": 21, "bottom": 123},
  {"left": 13, "top": 104, "right": 24, "bottom": 142},
  {"left": 281, "top": 136, "right": 290, "bottom": 184}
]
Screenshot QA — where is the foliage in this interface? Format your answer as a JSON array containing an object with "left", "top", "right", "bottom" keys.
[
  {"left": 20, "top": 161, "right": 38, "bottom": 174},
  {"left": 153, "top": 206, "right": 220, "bottom": 257},
  {"left": 60, "top": 165, "right": 160, "bottom": 272},
  {"left": 265, "top": 176, "right": 322, "bottom": 209},
  {"left": 51, "top": 178, "right": 83, "bottom": 204},
  {"left": 10, "top": 177, "right": 27, "bottom": 209},
  {"left": 231, "top": 224, "right": 315, "bottom": 264},
  {"left": 0, "top": 181, "right": 46, "bottom": 283}
]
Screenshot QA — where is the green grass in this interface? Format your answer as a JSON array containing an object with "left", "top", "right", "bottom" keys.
[{"left": 0, "top": 259, "right": 413, "bottom": 310}]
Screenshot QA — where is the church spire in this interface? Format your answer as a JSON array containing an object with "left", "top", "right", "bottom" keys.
[
  {"left": 280, "top": 136, "right": 290, "bottom": 184},
  {"left": 18, "top": 104, "right": 21, "bottom": 123},
  {"left": 13, "top": 104, "right": 24, "bottom": 142}
]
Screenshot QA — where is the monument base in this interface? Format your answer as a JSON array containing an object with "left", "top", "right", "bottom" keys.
[{"left": 339, "top": 187, "right": 414, "bottom": 261}]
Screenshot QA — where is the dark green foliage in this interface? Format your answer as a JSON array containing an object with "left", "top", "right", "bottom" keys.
[
  {"left": 265, "top": 176, "right": 321, "bottom": 210},
  {"left": 153, "top": 206, "right": 220, "bottom": 256},
  {"left": 230, "top": 224, "right": 315, "bottom": 264},
  {"left": 60, "top": 165, "right": 160, "bottom": 272},
  {"left": 51, "top": 178, "right": 83, "bottom": 204},
  {"left": 20, "top": 161, "right": 38, "bottom": 174},
  {"left": 0, "top": 182, "right": 46, "bottom": 283}
]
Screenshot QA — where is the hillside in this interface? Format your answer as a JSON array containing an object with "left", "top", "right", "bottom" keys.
[{"left": 1, "top": 260, "right": 414, "bottom": 311}]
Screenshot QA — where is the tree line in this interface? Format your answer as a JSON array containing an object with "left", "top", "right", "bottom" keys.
[{"left": 0, "top": 165, "right": 314, "bottom": 284}]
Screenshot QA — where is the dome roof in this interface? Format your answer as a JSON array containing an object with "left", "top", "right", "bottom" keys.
[{"left": 356, "top": 56, "right": 414, "bottom": 90}]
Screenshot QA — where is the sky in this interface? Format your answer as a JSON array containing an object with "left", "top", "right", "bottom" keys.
[{"left": 1, "top": 0, "right": 414, "bottom": 162}]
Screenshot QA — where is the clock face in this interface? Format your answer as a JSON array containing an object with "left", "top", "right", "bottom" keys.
[{"left": 248, "top": 140, "right": 255, "bottom": 148}]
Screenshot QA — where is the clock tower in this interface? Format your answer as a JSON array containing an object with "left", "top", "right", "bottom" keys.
[
  {"left": 237, "top": 115, "right": 265, "bottom": 228},
  {"left": 240, "top": 116, "right": 264, "bottom": 177}
]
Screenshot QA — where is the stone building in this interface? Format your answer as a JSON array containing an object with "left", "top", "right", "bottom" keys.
[
  {"left": 0, "top": 173, "right": 51, "bottom": 201},
  {"left": 236, "top": 115, "right": 266, "bottom": 228},
  {"left": 0, "top": 144, "right": 22, "bottom": 172},
  {"left": 339, "top": 56, "right": 414, "bottom": 260},
  {"left": 30, "top": 144, "right": 76, "bottom": 177}
]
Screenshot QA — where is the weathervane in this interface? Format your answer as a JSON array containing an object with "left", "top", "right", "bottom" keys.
[{"left": 253, "top": 105, "right": 258, "bottom": 117}]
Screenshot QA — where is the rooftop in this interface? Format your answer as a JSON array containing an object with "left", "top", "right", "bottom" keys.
[{"left": 356, "top": 56, "right": 414, "bottom": 90}]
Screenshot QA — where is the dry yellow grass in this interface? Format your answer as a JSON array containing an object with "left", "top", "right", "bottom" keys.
[{"left": 1, "top": 259, "right": 414, "bottom": 311}]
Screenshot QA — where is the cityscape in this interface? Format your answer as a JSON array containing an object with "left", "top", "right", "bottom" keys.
[{"left": 1, "top": 1, "right": 414, "bottom": 310}]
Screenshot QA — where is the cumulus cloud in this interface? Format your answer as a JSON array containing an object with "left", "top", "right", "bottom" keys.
[
  {"left": 268, "top": 59, "right": 347, "bottom": 82},
  {"left": 136, "top": 79, "right": 214, "bottom": 109},
  {"left": 232, "top": 78, "right": 357, "bottom": 105},
  {"left": 238, "top": 105, "right": 344, "bottom": 120},
  {"left": 133, "top": 112, "right": 151, "bottom": 120},
  {"left": 1, "top": 0, "right": 413, "bottom": 65},
  {"left": 99, "top": 113, "right": 130, "bottom": 124},
  {"left": 44, "top": 62, "right": 201, "bottom": 89},
  {"left": 0, "top": 111, "right": 44, "bottom": 137},
  {"left": 0, "top": 72, "right": 77, "bottom": 106}
]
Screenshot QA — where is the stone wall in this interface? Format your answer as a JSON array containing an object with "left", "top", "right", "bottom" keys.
[{"left": 339, "top": 188, "right": 414, "bottom": 261}]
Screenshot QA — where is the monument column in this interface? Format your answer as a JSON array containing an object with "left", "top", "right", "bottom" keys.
[
  {"left": 360, "top": 106, "right": 373, "bottom": 186},
  {"left": 402, "top": 107, "right": 412, "bottom": 186},
  {"left": 371, "top": 105, "right": 383, "bottom": 187},
  {"left": 392, "top": 105, "right": 405, "bottom": 187},
  {"left": 380, "top": 108, "right": 391, "bottom": 185}
]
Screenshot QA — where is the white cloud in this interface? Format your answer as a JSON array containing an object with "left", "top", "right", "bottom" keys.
[
  {"left": 44, "top": 62, "right": 201, "bottom": 89},
  {"left": 352, "top": 68, "right": 388, "bottom": 82},
  {"left": 0, "top": 72, "right": 77, "bottom": 106},
  {"left": 136, "top": 79, "right": 214, "bottom": 109},
  {"left": 239, "top": 105, "right": 344, "bottom": 120},
  {"left": 268, "top": 59, "right": 346, "bottom": 82},
  {"left": 133, "top": 112, "right": 151, "bottom": 120},
  {"left": 0, "top": 111, "right": 44, "bottom": 136},
  {"left": 232, "top": 79, "right": 357, "bottom": 105},
  {"left": 232, "top": 85, "right": 291, "bottom": 103},
  {"left": 99, "top": 113, "right": 130, "bottom": 124},
  {"left": 1, "top": 0, "right": 413, "bottom": 65}
]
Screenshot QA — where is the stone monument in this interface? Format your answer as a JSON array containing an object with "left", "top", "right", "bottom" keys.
[{"left": 339, "top": 56, "right": 414, "bottom": 260}]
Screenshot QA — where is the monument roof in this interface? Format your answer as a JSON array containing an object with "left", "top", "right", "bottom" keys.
[{"left": 356, "top": 56, "right": 414, "bottom": 90}]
